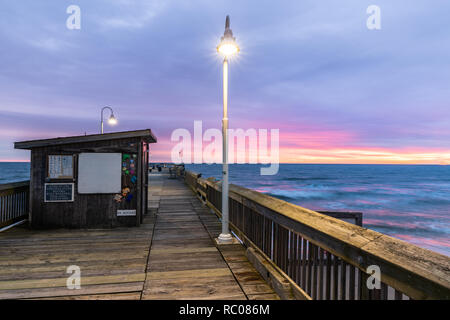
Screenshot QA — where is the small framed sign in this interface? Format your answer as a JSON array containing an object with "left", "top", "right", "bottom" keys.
[
  {"left": 44, "top": 183, "right": 74, "bottom": 202},
  {"left": 117, "top": 209, "right": 136, "bottom": 217},
  {"left": 47, "top": 155, "right": 74, "bottom": 179}
]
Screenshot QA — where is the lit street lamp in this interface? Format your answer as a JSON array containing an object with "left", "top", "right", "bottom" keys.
[
  {"left": 217, "top": 16, "right": 239, "bottom": 243},
  {"left": 100, "top": 106, "right": 117, "bottom": 134}
]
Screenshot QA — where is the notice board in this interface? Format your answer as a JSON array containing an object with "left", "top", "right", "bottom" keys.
[
  {"left": 44, "top": 183, "right": 74, "bottom": 202},
  {"left": 78, "top": 153, "right": 122, "bottom": 194},
  {"left": 47, "top": 155, "right": 74, "bottom": 179}
]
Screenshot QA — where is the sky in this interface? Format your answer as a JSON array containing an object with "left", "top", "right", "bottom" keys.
[{"left": 1, "top": 0, "right": 450, "bottom": 164}]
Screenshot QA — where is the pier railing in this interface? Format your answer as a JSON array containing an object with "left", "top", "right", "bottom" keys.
[
  {"left": 183, "top": 170, "right": 450, "bottom": 300},
  {"left": 0, "top": 181, "right": 29, "bottom": 228}
]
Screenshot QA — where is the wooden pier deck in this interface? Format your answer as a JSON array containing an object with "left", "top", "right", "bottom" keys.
[{"left": 0, "top": 173, "right": 278, "bottom": 300}]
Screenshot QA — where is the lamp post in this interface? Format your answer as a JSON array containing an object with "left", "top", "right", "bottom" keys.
[
  {"left": 217, "top": 16, "right": 239, "bottom": 243},
  {"left": 100, "top": 106, "right": 117, "bottom": 134}
]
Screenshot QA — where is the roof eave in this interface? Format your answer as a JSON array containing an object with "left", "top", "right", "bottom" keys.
[{"left": 14, "top": 129, "right": 157, "bottom": 150}]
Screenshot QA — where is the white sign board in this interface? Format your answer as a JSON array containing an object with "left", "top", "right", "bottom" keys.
[
  {"left": 117, "top": 210, "right": 136, "bottom": 216},
  {"left": 78, "top": 153, "right": 122, "bottom": 194}
]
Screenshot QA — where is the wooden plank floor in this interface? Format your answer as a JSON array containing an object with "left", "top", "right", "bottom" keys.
[{"left": 0, "top": 173, "right": 278, "bottom": 300}]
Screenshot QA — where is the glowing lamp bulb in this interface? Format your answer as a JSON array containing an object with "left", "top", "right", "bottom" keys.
[
  {"left": 108, "top": 115, "right": 117, "bottom": 125},
  {"left": 217, "top": 15, "right": 239, "bottom": 58},
  {"left": 217, "top": 42, "right": 239, "bottom": 57}
]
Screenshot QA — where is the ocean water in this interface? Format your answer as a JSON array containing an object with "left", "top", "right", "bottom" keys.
[
  {"left": 0, "top": 162, "right": 30, "bottom": 184},
  {"left": 185, "top": 164, "right": 450, "bottom": 256}
]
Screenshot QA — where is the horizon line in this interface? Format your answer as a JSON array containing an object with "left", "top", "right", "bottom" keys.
[{"left": 1, "top": 160, "right": 447, "bottom": 166}]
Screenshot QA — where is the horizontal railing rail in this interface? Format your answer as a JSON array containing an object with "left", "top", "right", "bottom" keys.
[
  {"left": 180, "top": 170, "right": 450, "bottom": 300},
  {"left": 318, "top": 211, "right": 363, "bottom": 227},
  {"left": 0, "top": 180, "right": 30, "bottom": 228}
]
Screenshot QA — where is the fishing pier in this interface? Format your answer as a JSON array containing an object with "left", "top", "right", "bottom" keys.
[
  {"left": 0, "top": 172, "right": 279, "bottom": 299},
  {"left": 0, "top": 131, "right": 449, "bottom": 300}
]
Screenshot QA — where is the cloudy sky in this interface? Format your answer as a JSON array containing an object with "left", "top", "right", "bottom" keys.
[{"left": 1, "top": 0, "right": 449, "bottom": 163}]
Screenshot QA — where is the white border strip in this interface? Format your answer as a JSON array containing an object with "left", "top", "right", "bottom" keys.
[{"left": 0, "top": 219, "right": 27, "bottom": 233}]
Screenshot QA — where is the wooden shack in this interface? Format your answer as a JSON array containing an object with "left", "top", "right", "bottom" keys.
[{"left": 14, "top": 129, "right": 157, "bottom": 229}]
